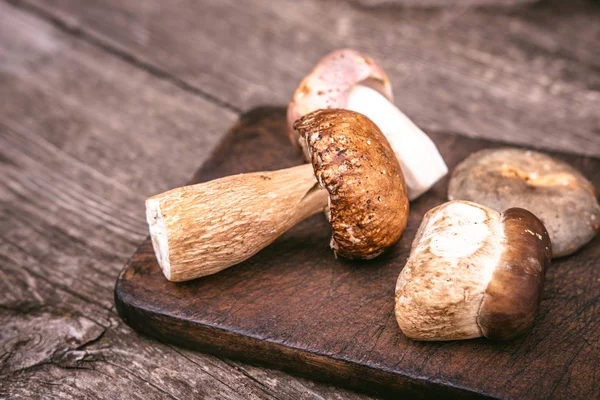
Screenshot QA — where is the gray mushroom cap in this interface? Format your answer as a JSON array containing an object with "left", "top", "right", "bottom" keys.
[{"left": 448, "top": 148, "right": 599, "bottom": 257}]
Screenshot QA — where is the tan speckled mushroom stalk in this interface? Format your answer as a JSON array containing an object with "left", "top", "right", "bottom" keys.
[
  {"left": 288, "top": 49, "right": 447, "bottom": 200},
  {"left": 146, "top": 109, "right": 409, "bottom": 281},
  {"left": 395, "top": 200, "right": 551, "bottom": 341},
  {"left": 448, "top": 148, "right": 600, "bottom": 257}
]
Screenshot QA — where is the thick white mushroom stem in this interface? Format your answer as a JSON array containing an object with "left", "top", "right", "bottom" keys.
[
  {"left": 346, "top": 85, "right": 448, "bottom": 200},
  {"left": 146, "top": 164, "right": 327, "bottom": 282}
]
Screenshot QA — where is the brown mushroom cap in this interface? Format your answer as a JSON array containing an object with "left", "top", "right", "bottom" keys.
[
  {"left": 395, "top": 200, "right": 550, "bottom": 341},
  {"left": 448, "top": 148, "right": 599, "bottom": 257},
  {"left": 294, "top": 109, "right": 409, "bottom": 259},
  {"left": 478, "top": 207, "right": 551, "bottom": 340},
  {"left": 287, "top": 49, "right": 393, "bottom": 158}
]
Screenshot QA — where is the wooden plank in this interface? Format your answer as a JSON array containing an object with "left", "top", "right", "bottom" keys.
[
  {"left": 15, "top": 0, "right": 600, "bottom": 156},
  {"left": 0, "top": 4, "right": 373, "bottom": 399},
  {"left": 353, "top": 0, "right": 537, "bottom": 6},
  {"left": 117, "top": 107, "right": 600, "bottom": 399}
]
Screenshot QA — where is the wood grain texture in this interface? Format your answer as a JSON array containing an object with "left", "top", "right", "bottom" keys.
[
  {"left": 117, "top": 107, "right": 600, "bottom": 399},
  {"left": 353, "top": 0, "right": 538, "bottom": 7},
  {"left": 15, "top": 0, "right": 600, "bottom": 157},
  {"left": 0, "top": 3, "right": 373, "bottom": 399}
]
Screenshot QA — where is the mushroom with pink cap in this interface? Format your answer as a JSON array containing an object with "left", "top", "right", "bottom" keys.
[{"left": 288, "top": 49, "right": 448, "bottom": 200}]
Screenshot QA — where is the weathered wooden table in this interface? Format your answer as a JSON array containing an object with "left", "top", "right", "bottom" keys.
[{"left": 1, "top": 0, "right": 598, "bottom": 398}]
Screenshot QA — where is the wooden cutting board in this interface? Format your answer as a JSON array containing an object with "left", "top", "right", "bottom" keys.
[{"left": 115, "top": 107, "right": 600, "bottom": 399}]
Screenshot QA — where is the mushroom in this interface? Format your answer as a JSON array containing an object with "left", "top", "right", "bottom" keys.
[
  {"left": 448, "top": 148, "right": 599, "bottom": 257},
  {"left": 395, "top": 200, "right": 551, "bottom": 341},
  {"left": 287, "top": 49, "right": 448, "bottom": 200},
  {"left": 146, "top": 109, "right": 409, "bottom": 281}
]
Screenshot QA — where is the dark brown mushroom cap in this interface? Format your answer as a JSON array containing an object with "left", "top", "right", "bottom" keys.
[
  {"left": 478, "top": 207, "right": 552, "bottom": 340},
  {"left": 448, "top": 148, "right": 599, "bottom": 257},
  {"left": 287, "top": 49, "right": 393, "bottom": 159},
  {"left": 294, "top": 109, "right": 409, "bottom": 259}
]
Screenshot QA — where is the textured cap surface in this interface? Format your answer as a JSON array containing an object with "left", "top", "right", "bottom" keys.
[{"left": 294, "top": 109, "right": 408, "bottom": 259}]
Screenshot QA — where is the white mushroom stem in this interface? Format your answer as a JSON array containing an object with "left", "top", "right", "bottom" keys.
[
  {"left": 146, "top": 164, "right": 327, "bottom": 282},
  {"left": 395, "top": 201, "right": 503, "bottom": 340},
  {"left": 346, "top": 85, "right": 448, "bottom": 200}
]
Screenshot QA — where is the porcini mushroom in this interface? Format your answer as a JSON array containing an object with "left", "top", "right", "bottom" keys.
[
  {"left": 147, "top": 109, "right": 409, "bottom": 281},
  {"left": 287, "top": 49, "right": 448, "bottom": 200},
  {"left": 448, "top": 148, "right": 599, "bottom": 257},
  {"left": 395, "top": 200, "right": 551, "bottom": 341}
]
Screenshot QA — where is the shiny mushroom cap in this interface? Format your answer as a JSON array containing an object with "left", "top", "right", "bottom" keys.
[
  {"left": 478, "top": 207, "right": 551, "bottom": 339},
  {"left": 294, "top": 109, "right": 408, "bottom": 259},
  {"left": 287, "top": 49, "right": 392, "bottom": 159},
  {"left": 448, "top": 148, "right": 599, "bottom": 257}
]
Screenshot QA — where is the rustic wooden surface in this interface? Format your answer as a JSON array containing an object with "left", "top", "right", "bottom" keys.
[
  {"left": 1, "top": 0, "right": 599, "bottom": 398},
  {"left": 117, "top": 107, "right": 600, "bottom": 399}
]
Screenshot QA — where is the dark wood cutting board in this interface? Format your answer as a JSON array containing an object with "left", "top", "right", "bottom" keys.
[{"left": 115, "top": 107, "right": 600, "bottom": 399}]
